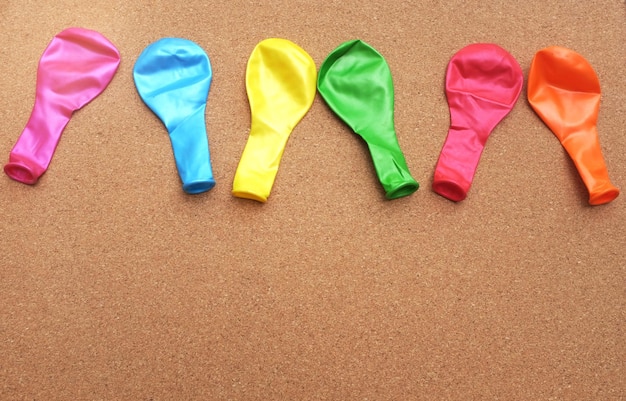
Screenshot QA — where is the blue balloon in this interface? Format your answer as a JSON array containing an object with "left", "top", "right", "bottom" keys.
[{"left": 133, "top": 38, "right": 215, "bottom": 194}]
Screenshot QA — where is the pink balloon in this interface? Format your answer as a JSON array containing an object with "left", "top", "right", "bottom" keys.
[
  {"left": 433, "top": 43, "right": 523, "bottom": 201},
  {"left": 4, "top": 27, "right": 120, "bottom": 184}
]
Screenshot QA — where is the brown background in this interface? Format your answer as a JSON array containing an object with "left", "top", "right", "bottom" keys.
[{"left": 0, "top": 1, "right": 624, "bottom": 400}]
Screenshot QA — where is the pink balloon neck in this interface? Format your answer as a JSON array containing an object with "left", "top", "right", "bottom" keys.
[{"left": 4, "top": 27, "right": 120, "bottom": 184}]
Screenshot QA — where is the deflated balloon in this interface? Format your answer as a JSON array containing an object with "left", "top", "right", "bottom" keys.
[
  {"left": 134, "top": 38, "right": 216, "bottom": 194},
  {"left": 528, "top": 46, "right": 619, "bottom": 205},
  {"left": 317, "top": 39, "right": 418, "bottom": 200},
  {"left": 232, "top": 38, "right": 317, "bottom": 202},
  {"left": 4, "top": 27, "right": 120, "bottom": 184},
  {"left": 433, "top": 43, "right": 523, "bottom": 202}
]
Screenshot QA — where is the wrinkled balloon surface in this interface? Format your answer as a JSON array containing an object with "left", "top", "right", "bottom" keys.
[
  {"left": 317, "top": 39, "right": 418, "bottom": 199},
  {"left": 232, "top": 38, "right": 317, "bottom": 202},
  {"left": 433, "top": 43, "right": 523, "bottom": 202},
  {"left": 528, "top": 46, "right": 619, "bottom": 205}
]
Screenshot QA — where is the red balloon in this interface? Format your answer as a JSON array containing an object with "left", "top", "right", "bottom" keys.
[{"left": 433, "top": 43, "right": 523, "bottom": 201}]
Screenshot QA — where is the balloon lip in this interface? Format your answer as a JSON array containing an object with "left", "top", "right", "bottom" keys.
[
  {"left": 385, "top": 181, "right": 419, "bottom": 200},
  {"left": 4, "top": 161, "right": 39, "bottom": 185},
  {"left": 432, "top": 180, "right": 468, "bottom": 202},
  {"left": 589, "top": 187, "right": 619, "bottom": 206},
  {"left": 232, "top": 189, "right": 268, "bottom": 203},
  {"left": 183, "top": 179, "right": 216, "bottom": 195}
]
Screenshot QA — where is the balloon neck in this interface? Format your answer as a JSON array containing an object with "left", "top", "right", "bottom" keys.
[
  {"left": 365, "top": 138, "right": 419, "bottom": 199},
  {"left": 558, "top": 125, "right": 600, "bottom": 145},
  {"left": 168, "top": 106, "right": 215, "bottom": 194},
  {"left": 4, "top": 97, "right": 73, "bottom": 184},
  {"left": 558, "top": 127, "right": 619, "bottom": 205},
  {"left": 433, "top": 125, "right": 487, "bottom": 202},
  {"left": 250, "top": 116, "right": 292, "bottom": 139},
  {"left": 447, "top": 93, "right": 515, "bottom": 142},
  {"left": 232, "top": 121, "right": 291, "bottom": 203}
]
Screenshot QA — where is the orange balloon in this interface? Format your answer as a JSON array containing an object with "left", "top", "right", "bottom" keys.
[{"left": 528, "top": 46, "right": 619, "bottom": 205}]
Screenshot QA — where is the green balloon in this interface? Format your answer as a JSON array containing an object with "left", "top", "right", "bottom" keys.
[{"left": 317, "top": 39, "right": 419, "bottom": 199}]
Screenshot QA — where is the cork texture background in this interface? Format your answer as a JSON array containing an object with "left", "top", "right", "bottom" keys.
[{"left": 0, "top": 1, "right": 624, "bottom": 400}]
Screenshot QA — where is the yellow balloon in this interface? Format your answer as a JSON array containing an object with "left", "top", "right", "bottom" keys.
[{"left": 232, "top": 38, "right": 317, "bottom": 202}]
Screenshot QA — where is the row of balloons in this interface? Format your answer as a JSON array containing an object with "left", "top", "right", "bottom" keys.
[{"left": 3, "top": 28, "right": 619, "bottom": 205}]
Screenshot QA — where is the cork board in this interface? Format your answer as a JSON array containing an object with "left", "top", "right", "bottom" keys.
[{"left": 0, "top": 1, "right": 624, "bottom": 400}]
